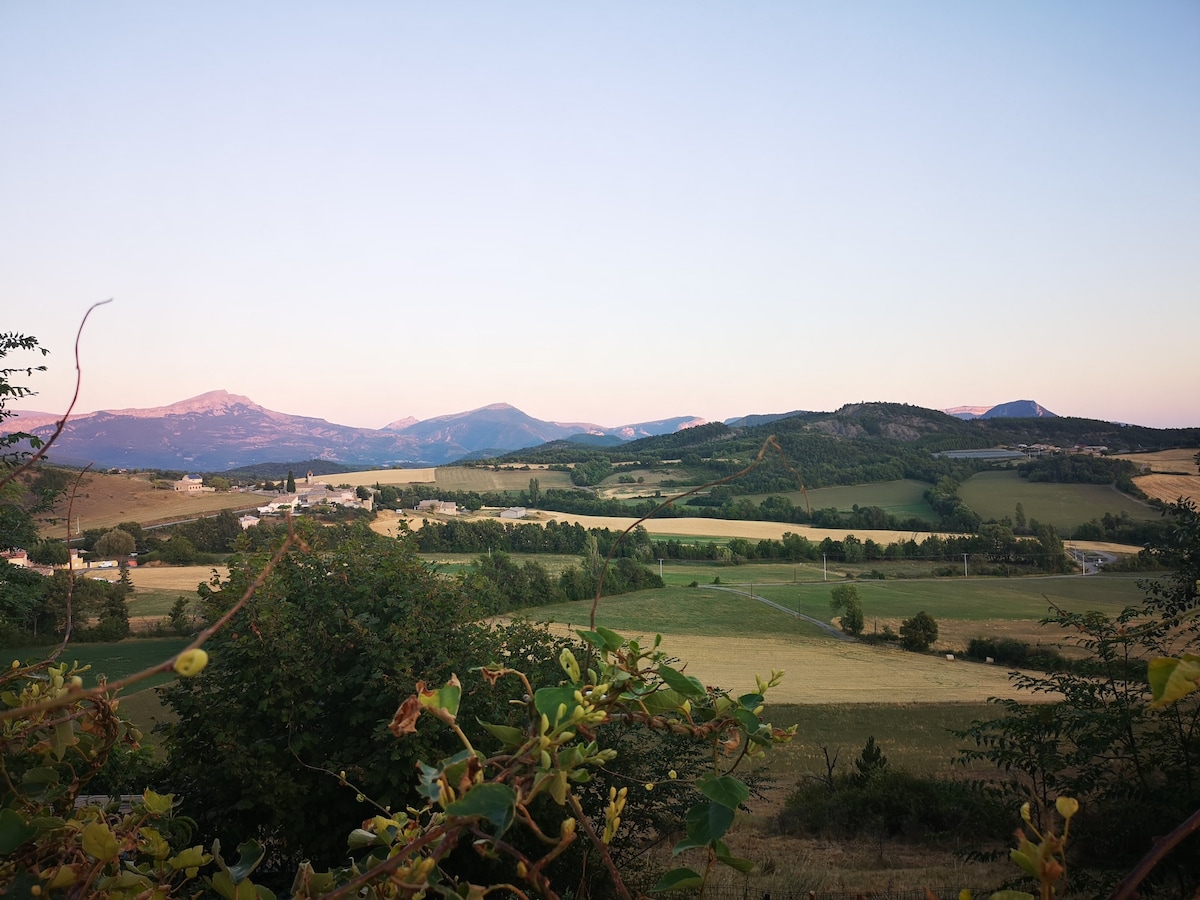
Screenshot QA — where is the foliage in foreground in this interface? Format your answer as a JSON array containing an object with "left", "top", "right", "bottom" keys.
[{"left": 958, "top": 498, "right": 1200, "bottom": 895}]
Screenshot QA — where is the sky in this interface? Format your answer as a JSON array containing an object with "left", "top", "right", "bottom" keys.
[{"left": 2, "top": 2, "right": 1198, "bottom": 431}]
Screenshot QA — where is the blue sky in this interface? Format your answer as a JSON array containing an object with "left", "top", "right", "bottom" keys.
[{"left": 2, "top": 2, "right": 1197, "bottom": 429}]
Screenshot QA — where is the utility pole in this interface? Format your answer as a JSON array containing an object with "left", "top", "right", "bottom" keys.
[
  {"left": 823, "top": 553, "right": 827, "bottom": 581},
  {"left": 963, "top": 553, "right": 968, "bottom": 578},
  {"left": 658, "top": 558, "right": 664, "bottom": 579}
]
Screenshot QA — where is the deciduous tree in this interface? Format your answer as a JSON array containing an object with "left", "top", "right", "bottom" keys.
[
  {"left": 830, "top": 584, "right": 864, "bottom": 636},
  {"left": 899, "top": 610, "right": 938, "bottom": 652},
  {"left": 94, "top": 527, "right": 136, "bottom": 559}
]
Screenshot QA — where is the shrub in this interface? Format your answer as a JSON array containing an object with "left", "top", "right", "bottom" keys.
[
  {"left": 899, "top": 610, "right": 938, "bottom": 651},
  {"left": 778, "top": 769, "right": 1007, "bottom": 844}
]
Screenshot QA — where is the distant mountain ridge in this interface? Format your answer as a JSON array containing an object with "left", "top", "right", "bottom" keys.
[
  {"left": 9, "top": 391, "right": 707, "bottom": 471},
  {"left": 9, "top": 392, "right": 1075, "bottom": 472},
  {"left": 945, "top": 400, "right": 1056, "bottom": 420}
]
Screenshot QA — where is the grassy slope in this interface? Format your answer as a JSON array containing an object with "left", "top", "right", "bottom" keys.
[
  {"left": 745, "top": 479, "right": 937, "bottom": 519},
  {"left": 959, "top": 469, "right": 1156, "bottom": 530}
]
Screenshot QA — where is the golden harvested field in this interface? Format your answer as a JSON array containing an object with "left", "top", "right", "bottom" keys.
[
  {"left": 1133, "top": 473, "right": 1200, "bottom": 504},
  {"left": 319, "top": 468, "right": 438, "bottom": 487},
  {"left": 527, "top": 622, "right": 1037, "bottom": 704},
  {"left": 36, "top": 472, "right": 264, "bottom": 532},
  {"left": 129, "top": 565, "right": 227, "bottom": 591},
  {"left": 537, "top": 511, "right": 943, "bottom": 544},
  {"left": 1064, "top": 539, "right": 1145, "bottom": 554},
  {"left": 1116, "top": 448, "right": 1199, "bottom": 472},
  {"left": 324, "top": 466, "right": 574, "bottom": 492}
]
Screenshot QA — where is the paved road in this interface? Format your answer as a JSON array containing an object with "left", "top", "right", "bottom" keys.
[{"left": 699, "top": 584, "right": 857, "bottom": 641}]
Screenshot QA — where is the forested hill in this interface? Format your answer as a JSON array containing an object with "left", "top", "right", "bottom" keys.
[{"left": 492, "top": 403, "right": 1200, "bottom": 491}]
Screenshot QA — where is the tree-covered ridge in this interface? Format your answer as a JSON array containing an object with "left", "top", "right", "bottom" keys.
[{"left": 495, "top": 403, "right": 1200, "bottom": 480}]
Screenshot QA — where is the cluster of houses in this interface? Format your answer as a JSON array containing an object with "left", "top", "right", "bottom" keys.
[
  {"left": 1016, "top": 443, "right": 1109, "bottom": 457},
  {"left": 411, "top": 499, "right": 527, "bottom": 520},
  {"left": 1, "top": 547, "right": 130, "bottom": 579},
  {"left": 246, "top": 472, "right": 373, "bottom": 528}
]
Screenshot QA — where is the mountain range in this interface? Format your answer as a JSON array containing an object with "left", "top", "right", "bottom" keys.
[{"left": 10, "top": 390, "right": 1058, "bottom": 472}]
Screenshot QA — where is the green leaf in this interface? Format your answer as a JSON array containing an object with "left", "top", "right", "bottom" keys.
[
  {"left": 0, "top": 808, "right": 37, "bottom": 854},
  {"left": 732, "top": 708, "right": 759, "bottom": 731},
  {"left": 167, "top": 845, "right": 211, "bottom": 874},
  {"left": 141, "top": 789, "right": 175, "bottom": 815},
  {"left": 697, "top": 774, "right": 750, "bottom": 810},
  {"left": 534, "top": 685, "right": 580, "bottom": 726},
  {"left": 419, "top": 678, "right": 462, "bottom": 723},
  {"left": 1149, "top": 654, "right": 1200, "bottom": 707},
  {"left": 576, "top": 625, "right": 623, "bottom": 652},
  {"left": 50, "top": 720, "right": 76, "bottom": 760},
  {"left": 19, "top": 766, "right": 60, "bottom": 789},
  {"left": 213, "top": 839, "right": 266, "bottom": 883},
  {"left": 445, "top": 782, "right": 517, "bottom": 834},
  {"left": 717, "top": 854, "right": 755, "bottom": 874},
  {"left": 98, "top": 871, "right": 153, "bottom": 891},
  {"left": 639, "top": 687, "right": 689, "bottom": 715},
  {"left": 684, "top": 799, "right": 734, "bottom": 844},
  {"left": 476, "top": 719, "right": 526, "bottom": 750},
  {"left": 548, "top": 769, "right": 569, "bottom": 805},
  {"left": 347, "top": 828, "right": 381, "bottom": 850},
  {"left": 658, "top": 664, "right": 707, "bottom": 700},
  {"left": 737, "top": 692, "right": 764, "bottom": 709},
  {"left": 82, "top": 822, "right": 119, "bottom": 860},
  {"left": 652, "top": 867, "right": 705, "bottom": 892}
]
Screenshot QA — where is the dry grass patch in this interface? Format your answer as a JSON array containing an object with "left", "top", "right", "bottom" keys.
[
  {"left": 325, "top": 467, "right": 574, "bottom": 492},
  {"left": 662, "top": 828, "right": 1011, "bottom": 896},
  {"left": 538, "top": 511, "right": 944, "bottom": 544},
  {"left": 525, "top": 622, "right": 1038, "bottom": 704},
  {"left": 129, "top": 565, "right": 225, "bottom": 592},
  {"left": 36, "top": 472, "right": 263, "bottom": 532},
  {"left": 313, "top": 468, "right": 439, "bottom": 487},
  {"left": 1116, "top": 448, "right": 1199, "bottom": 472},
  {"left": 1063, "top": 539, "right": 1145, "bottom": 555}
]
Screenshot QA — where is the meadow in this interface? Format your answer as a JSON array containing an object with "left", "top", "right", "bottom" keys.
[
  {"left": 958, "top": 469, "right": 1156, "bottom": 530},
  {"left": 743, "top": 478, "right": 937, "bottom": 520}
]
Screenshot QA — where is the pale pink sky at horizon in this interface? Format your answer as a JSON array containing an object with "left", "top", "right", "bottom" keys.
[{"left": 3, "top": 3, "right": 1198, "bottom": 431}]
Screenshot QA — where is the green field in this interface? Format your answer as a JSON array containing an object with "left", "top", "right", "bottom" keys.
[
  {"left": 3, "top": 637, "right": 189, "bottom": 689},
  {"left": 752, "top": 573, "right": 1142, "bottom": 623},
  {"left": 521, "top": 586, "right": 833, "bottom": 639},
  {"left": 959, "top": 470, "right": 1156, "bottom": 530},
  {"left": 525, "top": 572, "right": 1142, "bottom": 633},
  {"left": 128, "top": 591, "right": 193, "bottom": 618},
  {"left": 765, "top": 702, "right": 998, "bottom": 779},
  {"left": 746, "top": 479, "right": 937, "bottom": 520}
]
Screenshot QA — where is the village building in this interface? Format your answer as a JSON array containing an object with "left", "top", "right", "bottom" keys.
[
  {"left": 172, "top": 474, "right": 213, "bottom": 492},
  {"left": 499, "top": 507, "right": 527, "bottom": 520},
  {"left": 416, "top": 499, "right": 457, "bottom": 515}
]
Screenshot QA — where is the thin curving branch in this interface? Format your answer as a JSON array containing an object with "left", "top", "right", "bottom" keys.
[
  {"left": 589, "top": 435, "right": 804, "bottom": 630},
  {"left": 0, "top": 299, "right": 111, "bottom": 494},
  {"left": 1107, "top": 803, "right": 1200, "bottom": 900}
]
